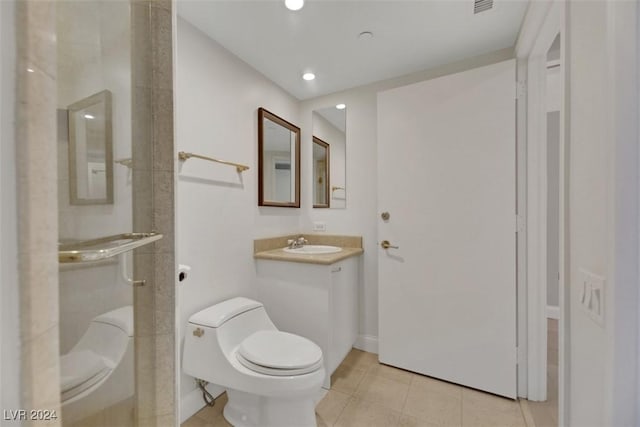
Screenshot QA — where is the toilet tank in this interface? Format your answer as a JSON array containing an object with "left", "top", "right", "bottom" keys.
[{"left": 183, "top": 297, "right": 277, "bottom": 383}]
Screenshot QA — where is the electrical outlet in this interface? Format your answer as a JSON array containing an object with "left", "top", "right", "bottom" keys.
[{"left": 313, "top": 221, "right": 327, "bottom": 232}]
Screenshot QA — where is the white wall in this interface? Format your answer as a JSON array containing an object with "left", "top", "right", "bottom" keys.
[
  {"left": 567, "top": 1, "right": 639, "bottom": 425},
  {"left": 0, "top": 0, "right": 21, "bottom": 415},
  {"left": 175, "top": 18, "right": 302, "bottom": 403},
  {"left": 56, "top": 0, "right": 134, "bottom": 354},
  {"left": 312, "top": 112, "right": 346, "bottom": 209}
]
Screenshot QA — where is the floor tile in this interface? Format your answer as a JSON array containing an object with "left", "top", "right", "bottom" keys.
[
  {"left": 461, "top": 388, "right": 525, "bottom": 427},
  {"left": 367, "top": 362, "right": 413, "bottom": 384},
  {"left": 335, "top": 398, "right": 401, "bottom": 427},
  {"left": 403, "top": 376, "right": 462, "bottom": 426},
  {"left": 354, "top": 372, "right": 410, "bottom": 411},
  {"left": 194, "top": 393, "right": 228, "bottom": 421},
  {"left": 341, "top": 349, "right": 379, "bottom": 371},
  {"left": 316, "top": 390, "right": 351, "bottom": 426},
  {"left": 331, "top": 363, "right": 368, "bottom": 395}
]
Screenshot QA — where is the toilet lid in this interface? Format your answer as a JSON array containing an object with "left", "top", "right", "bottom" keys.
[
  {"left": 60, "top": 350, "right": 110, "bottom": 393},
  {"left": 238, "top": 331, "right": 322, "bottom": 372}
]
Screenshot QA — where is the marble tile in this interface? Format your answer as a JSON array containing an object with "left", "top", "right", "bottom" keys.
[
  {"left": 132, "top": 86, "right": 154, "bottom": 171},
  {"left": 354, "top": 373, "right": 411, "bottom": 411},
  {"left": 131, "top": 1, "right": 153, "bottom": 89},
  {"left": 152, "top": 89, "right": 175, "bottom": 172},
  {"left": 19, "top": 250, "right": 59, "bottom": 339},
  {"left": 330, "top": 363, "right": 368, "bottom": 395},
  {"left": 335, "top": 398, "right": 401, "bottom": 427},
  {"left": 20, "top": 326, "right": 62, "bottom": 415},
  {"left": 461, "top": 388, "right": 525, "bottom": 427},
  {"left": 151, "top": 5, "right": 173, "bottom": 91},
  {"left": 132, "top": 169, "right": 153, "bottom": 232},
  {"left": 151, "top": 170, "right": 175, "bottom": 254},
  {"left": 316, "top": 390, "right": 351, "bottom": 426},
  {"left": 17, "top": 0, "right": 56, "bottom": 79}
]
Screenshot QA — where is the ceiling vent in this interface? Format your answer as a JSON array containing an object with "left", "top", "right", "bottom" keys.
[{"left": 474, "top": 0, "right": 493, "bottom": 14}]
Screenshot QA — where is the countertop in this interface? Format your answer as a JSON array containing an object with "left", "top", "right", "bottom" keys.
[
  {"left": 254, "top": 247, "right": 364, "bottom": 265},
  {"left": 253, "top": 234, "right": 364, "bottom": 265}
]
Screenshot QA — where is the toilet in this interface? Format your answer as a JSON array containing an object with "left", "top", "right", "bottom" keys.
[
  {"left": 183, "top": 297, "right": 325, "bottom": 427},
  {"left": 60, "top": 306, "right": 134, "bottom": 424}
]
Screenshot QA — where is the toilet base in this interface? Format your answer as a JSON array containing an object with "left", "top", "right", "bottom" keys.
[{"left": 223, "top": 388, "right": 317, "bottom": 427}]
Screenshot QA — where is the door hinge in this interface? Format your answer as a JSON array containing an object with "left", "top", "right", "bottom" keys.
[
  {"left": 516, "top": 81, "right": 526, "bottom": 99},
  {"left": 516, "top": 215, "right": 525, "bottom": 233}
]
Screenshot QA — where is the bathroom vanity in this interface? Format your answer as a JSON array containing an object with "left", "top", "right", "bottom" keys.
[{"left": 254, "top": 235, "right": 363, "bottom": 388}]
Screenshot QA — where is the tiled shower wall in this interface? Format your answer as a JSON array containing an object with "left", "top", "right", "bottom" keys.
[
  {"left": 131, "top": 1, "right": 176, "bottom": 426},
  {"left": 16, "top": 1, "right": 61, "bottom": 425},
  {"left": 15, "top": 0, "right": 176, "bottom": 425}
]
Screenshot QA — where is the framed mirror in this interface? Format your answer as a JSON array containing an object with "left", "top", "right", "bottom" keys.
[
  {"left": 312, "top": 137, "right": 330, "bottom": 208},
  {"left": 68, "top": 90, "right": 113, "bottom": 205},
  {"left": 312, "top": 105, "right": 346, "bottom": 208},
  {"left": 258, "top": 107, "right": 300, "bottom": 207}
]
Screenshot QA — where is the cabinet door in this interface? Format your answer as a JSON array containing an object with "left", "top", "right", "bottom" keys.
[{"left": 329, "top": 258, "right": 358, "bottom": 374}]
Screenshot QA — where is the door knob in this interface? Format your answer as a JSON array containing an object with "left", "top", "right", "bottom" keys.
[{"left": 380, "top": 240, "right": 399, "bottom": 249}]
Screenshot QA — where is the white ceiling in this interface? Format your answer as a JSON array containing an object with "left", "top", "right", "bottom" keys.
[{"left": 177, "top": 0, "right": 528, "bottom": 100}]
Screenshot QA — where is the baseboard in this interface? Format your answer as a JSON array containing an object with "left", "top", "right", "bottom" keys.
[
  {"left": 546, "top": 305, "right": 560, "bottom": 319},
  {"left": 354, "top": 334, "right": 379, "bottom": 354},
  {"left": 180, "top": 383, "right": 226, "bottom": 423}
]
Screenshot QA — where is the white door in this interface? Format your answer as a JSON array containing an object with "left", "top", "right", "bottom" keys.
[{"left": 377, "top": 60, "right": 517, "bottom": 398}]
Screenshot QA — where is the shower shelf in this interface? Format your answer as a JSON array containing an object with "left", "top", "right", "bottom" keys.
[{"left": 58, "top": 232, "right": 163, "bottom": 263}]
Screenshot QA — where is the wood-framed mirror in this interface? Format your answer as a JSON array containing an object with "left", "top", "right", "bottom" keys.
[
  {"left": 68, "top": 90, "right": 114, "bottom": 205},
  {"left": 312, "top": 136, "right": 330, "bottom": 208},
  {"left": 258, "top": 107, "right": 301, "bottom": 208}
]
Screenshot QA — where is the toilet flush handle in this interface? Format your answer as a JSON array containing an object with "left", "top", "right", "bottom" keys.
[{"left": 193, "top": 327, "right": 205, "bottom": 337}]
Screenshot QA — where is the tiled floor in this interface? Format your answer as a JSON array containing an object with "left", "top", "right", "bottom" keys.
[
  {"left": 526, "top": 319, "right": 559, "bottom": 427},
  {"left": 183, "top": 349, "right": 533, "bottom": 427}
]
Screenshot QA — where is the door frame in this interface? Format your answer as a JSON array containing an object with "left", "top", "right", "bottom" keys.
[{"left": 515, "top": 0, "right": 567, "bottom": 422}]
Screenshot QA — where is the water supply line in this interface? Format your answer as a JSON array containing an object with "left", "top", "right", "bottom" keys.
[{"left": 196, "top": 379, "right": 216, "bottom": 407}]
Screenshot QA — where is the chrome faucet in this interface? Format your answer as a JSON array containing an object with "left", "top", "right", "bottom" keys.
[{"left": 287, "top": 236, "right": 308, "bottom": 249}]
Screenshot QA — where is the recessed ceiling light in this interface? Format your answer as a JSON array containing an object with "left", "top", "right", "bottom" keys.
[
  {"left": 302, "top": 72, "right": 315, "bottom": 81},
  {"left": 358, "top": 31, "right": 374, "bottom": 40},
  {"left": 285, "top": 0, "right": 304, "bottom": 11},
  {"left": 336, "top": 104, "right": 346, "bottom": 110},
  {"left": 84, "top": 114, "right": 95, "bottom": 120}
]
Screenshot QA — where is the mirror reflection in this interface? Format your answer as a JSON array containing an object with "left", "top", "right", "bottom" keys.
[
  {"left": 68, "top": 90, "right": 113, "bottom": 205},
  {"left": 312, "top": 106, "right": 346, "bottom": 208},
  {"left": 312, "top": 137, "right": 329, "bottom": 208},
  {"left": 258, "top": 108, "right": 301, "bottom": 207}
]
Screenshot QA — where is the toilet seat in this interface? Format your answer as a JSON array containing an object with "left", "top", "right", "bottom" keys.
[
  {"left": 236, "top": 330, "right": 323, "bottom": 376},
  {"left": 60, "top": 350, "right": 112, "bottom": 402}
]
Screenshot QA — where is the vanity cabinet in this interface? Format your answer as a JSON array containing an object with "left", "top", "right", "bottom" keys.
[{"left": 255, "top": 256, "right": 359, "bottom": 388}]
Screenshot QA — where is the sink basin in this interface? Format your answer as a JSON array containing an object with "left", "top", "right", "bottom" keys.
[{"left": 282, "top": 245, "right": 343, "bottom": 255}]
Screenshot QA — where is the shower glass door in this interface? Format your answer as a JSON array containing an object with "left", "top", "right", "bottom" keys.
[{"left": 57, "top": 0, "right": 135, "bottom": 423}]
